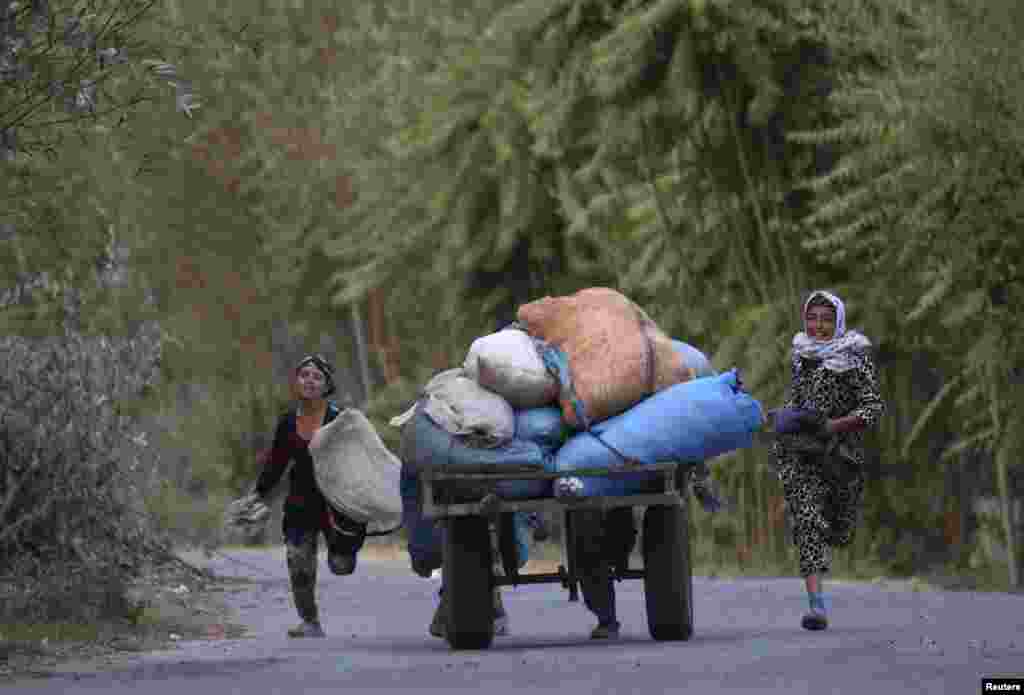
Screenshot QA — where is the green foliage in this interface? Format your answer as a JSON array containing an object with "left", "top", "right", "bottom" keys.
[
  {"left": 5, "top": 0, "right": 1022, "bottom": 586},
  {"left": 0, "top": 324, "right": 166, "bottom": 620},
  {"left": 795, "top": 0, "right": 1024, "bottom": 461},
  {"left": 326, "top": 0, "right": 1024, "bottom": 582},
  {"left": 787, "top": 0, "right": 1024, "bottom": 585},
  {"left": 0, "top": 0, "right": 194, "bottom": 157}
]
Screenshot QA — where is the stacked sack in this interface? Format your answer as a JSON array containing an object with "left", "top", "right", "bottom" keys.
[
  {"left": 394, "top": 286, "right": 766, "bottom": 573},
  {"left": 515, "top": 287, "right": 765, "bottom": 497},
  {"left": 395, "top": 327, "right": 569, "bottom": 576},
  {"left": 517, "top": 287, "right": 693, "bottom": 428},
  {"left": 398, "top": 331, "right": 569, "bottom": 499}
]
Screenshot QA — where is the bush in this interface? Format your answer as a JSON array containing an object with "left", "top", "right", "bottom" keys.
[{"left": 0, "top": 322, "right": 168, "bottom": 621}]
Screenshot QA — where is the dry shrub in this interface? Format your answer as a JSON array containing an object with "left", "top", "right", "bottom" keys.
[{"left": 0, "top": 323, "right": 167, "bottom": 622}]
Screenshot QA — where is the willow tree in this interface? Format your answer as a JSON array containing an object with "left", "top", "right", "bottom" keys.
[
  {"left": 104, "top": 0, "right": 568, "bottom": 504},
  {"left": 326, "top": 1, "right": 606, "bottom": 344},
  {"left": 521, "top": 0, "right": 899, "bottom": 572},
  {"left": 320, "top": 0, "right": 1020, "bottom": 580},
  {"left": 325, "top": 0, "right": 867, "bottom": 569},
  {"left": 333, "top": 0, "right": 872, "bottom": 397},
  {"left": 792, "top": 0, "right": 1024, "bottom": 587},
  {"left": 101, "top": 0, "right": 406, "bottom": 516}
]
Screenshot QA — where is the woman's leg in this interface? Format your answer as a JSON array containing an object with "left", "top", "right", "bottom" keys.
[
  {"left": 777, "top": 450, "right": 832, "bottom": 629},
  {"left": 325, "top": 507, "right": 367, "bottom": 575},
  {"left": 826, "top": 472, "right": 866, "bottom": 549},
  {"left": 574, "top": 508, "right": 636, "bottom": 638},
  {"left": 573, "top": 510, "right": 617, "bottom": 633},
  {"left": 284, "top": 524, "right": 323, "bottom": 635}
]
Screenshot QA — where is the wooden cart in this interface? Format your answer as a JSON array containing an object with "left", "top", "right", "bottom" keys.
[{"left": 417, "top": 462, "right": 694, "bottom": 650}]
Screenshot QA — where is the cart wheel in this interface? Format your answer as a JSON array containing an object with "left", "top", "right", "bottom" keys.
[
  {"left": 642, "top": 504, "right": 694, "bottom": 641},
  {"left": 443, "top": 515, "right": 495, "bottom": 650}
]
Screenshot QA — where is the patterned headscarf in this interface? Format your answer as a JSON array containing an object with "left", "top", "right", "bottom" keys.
[
  {"left": 791, "top": 290, "right": 871, "bottom": 373},
  {"left": 295, "top": 354, "right": 336, "bottom": 397}
]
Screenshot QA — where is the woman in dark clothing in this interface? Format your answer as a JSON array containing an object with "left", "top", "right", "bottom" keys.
[
  {"left": 567, "top": 339, "right": 723, "bottom": 640},
  {"left": 253, "top": 354, "right": 368, "bottom": 638},
  {"left": 571, "top": 507, "right": 637, "bottom": 640},
  {"left": 772, "top": 291, "right": 885, "bottom": 631}
]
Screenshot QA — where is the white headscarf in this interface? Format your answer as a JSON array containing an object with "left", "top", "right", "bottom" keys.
[{"left": 792, "top": 290, "right": 871, "bottom": 373}]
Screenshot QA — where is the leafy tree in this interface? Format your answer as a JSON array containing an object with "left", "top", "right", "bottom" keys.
[
  {"left": 321, "top": 0, "right": 1023, "bottom": 583},
  {"left": 793, "top": 0, "right": 1024, "bottom": 586},
  {"left": 0, "top": 0, "right": 197, "bottom": 158},
  {"left": 0, "top": 0, "right": 197, "bottom": 337},
  {"left": 326, "top": 0, "right": 611, "bottom": 340}
]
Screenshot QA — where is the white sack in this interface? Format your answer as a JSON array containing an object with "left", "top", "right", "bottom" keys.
[
  {"left": 463, "top": 329, "right": 558, "bottom": 409},
  {"left": 310, "top": 408, "right": 402, "bottom": 533}
]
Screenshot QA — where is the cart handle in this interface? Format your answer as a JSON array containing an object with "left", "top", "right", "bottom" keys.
[{"left": 416, "top": 461, "right": 683, "bottom": 482}]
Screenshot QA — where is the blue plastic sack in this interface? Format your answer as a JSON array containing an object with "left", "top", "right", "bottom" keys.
[
  {"left": 511, "top": 514, "right": 531, "bottom": 568},
  {"left": 401, "top": 466, "right": 444, "bottom": 572},
  {"left": 514, "top": 407, "right": 570, "bottom": 454},
  {"left": 400, "top": 467, "right": 531, "bottom": 573},
  {"left": 402, "top": 409, "right": 552, "bottom": 499},
  {"left": 549, "top": 370, "right": 764, "bottom": 497}
]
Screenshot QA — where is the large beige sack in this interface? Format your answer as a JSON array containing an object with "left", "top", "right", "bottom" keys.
[
  {"left": 310, "top": 408, "right": 402, "bottom": 533},
  {"left": 517, "top": 287, "right": 693, "bottom": 427},
  {"left": 464, "top": 328, "right": 558, "bottom": 409}
]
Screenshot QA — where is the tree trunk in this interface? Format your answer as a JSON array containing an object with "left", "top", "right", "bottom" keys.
[
  {"left": 349, "top": 302, "right": 372, "bottom": 406},
  {"left": 995, "top": 441, "right": 1020, "bottom": 589},
  {"left": 366, "top": 286, "right": 399, "bottom": 383}
]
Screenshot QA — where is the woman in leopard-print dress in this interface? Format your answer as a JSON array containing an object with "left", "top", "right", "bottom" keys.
[{"left": 772, "top": 290, "right": 885, "bottom": 631}]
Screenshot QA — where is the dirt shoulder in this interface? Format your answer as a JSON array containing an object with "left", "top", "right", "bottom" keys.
[
  {"left": 0, "top": 540, "right": 413, "bottom": 682},
  {"left": 0, "top": 552, "right": 251, "bottom": 682}
]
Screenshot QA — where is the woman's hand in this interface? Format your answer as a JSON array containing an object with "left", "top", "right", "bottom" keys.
[
  {"left": 226, "top": 492, "right": 271, "bottom": 526},
  {"left": 774, "top": 407, "right": 828, "bottom": 436},
  {"left": 825, "top": 415, "right": 868, "bottom": 435}
]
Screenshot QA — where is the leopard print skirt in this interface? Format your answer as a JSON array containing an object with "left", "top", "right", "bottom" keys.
[{"left": 776, "top": 447, "right": 865, "bottom": 577}]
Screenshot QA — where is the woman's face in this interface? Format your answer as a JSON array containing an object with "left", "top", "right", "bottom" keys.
[
  {"left": 296, "top": 365, "right": 327, "bottom": 399},
  {"left": 804, "top": 303, "right": 837, "bottom": 341}
]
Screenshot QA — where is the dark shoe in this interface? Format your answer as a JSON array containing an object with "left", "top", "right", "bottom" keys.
[
  {"left": 328, "top": 552, "right": 357, "bottom": 576},
  {"left": 493, "top": 588, "right": 508, "bottom": 636},
  {"left": 411, "top": 556, "right": 437, "bottom": 578},
  {"left": 801, "top": 611, "right": 828, "bottom": 631},
  {"left": 524, "top": 512, "right": 550, "bottom": 542},
  {"left": 590, "top": 621, "right": 621, "bottom": 640},
  {"left": 429, "top": 594, "right": 448, "bottom": 638},
  {"left": 287, "top": 621, "right": 325, "bottom": 638}
]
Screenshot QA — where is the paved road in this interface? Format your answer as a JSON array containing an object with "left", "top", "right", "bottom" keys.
[{"left": 11, "top": 547, "right": 1024, "bottom": 695}]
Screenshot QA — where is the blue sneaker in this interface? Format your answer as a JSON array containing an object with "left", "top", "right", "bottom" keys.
[{"left": 802, "top": 593, "right": 828, "bottom": 630}]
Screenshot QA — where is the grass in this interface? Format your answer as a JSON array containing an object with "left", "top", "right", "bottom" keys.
[
  {"left": 0, "top": 623, "right": 104, "bottom": 651},
  {"left": 519, "top": 537, "right": 1019, "bottom": 594}
]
